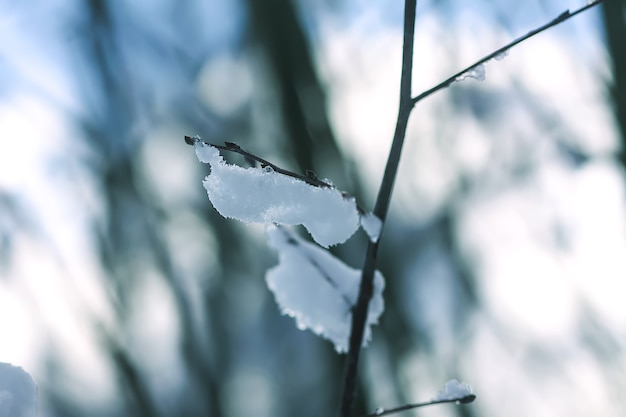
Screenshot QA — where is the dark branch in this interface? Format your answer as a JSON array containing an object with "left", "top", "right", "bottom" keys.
[
  {"left": 361, "top": 394, "right": 476, "bottom": 417},
  {"left": 338, "top": 1, "right": 417, "bottom": 416},
  {"left": 184, "top": 135, "right": 333, "bottom": 188},
  {"left": 185, "top": 135, "right": 370, "bottom": 217},
  {"left": 410, "top": 0, "right": 606, "bottom": 106}
]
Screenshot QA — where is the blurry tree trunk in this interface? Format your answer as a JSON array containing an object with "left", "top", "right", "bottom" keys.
[{"left": 601, "top": 0, "right": 626, "bottom": 163}]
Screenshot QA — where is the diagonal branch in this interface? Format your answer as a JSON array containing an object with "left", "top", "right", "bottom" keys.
[
  {"left": 184, "top": 135, "right": 333, "bottom": 188},
  {"left": 360, "top": 394, "right": 476, "bottom": 417},
  {"left": 184, "top": 135, "right": 370, "bottom": 217},
  {"left": 411, "top": 0, "right": 606, "bottom": 106}
]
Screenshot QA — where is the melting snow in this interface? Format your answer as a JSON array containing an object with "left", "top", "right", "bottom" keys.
[{"left": 455, "top": 65, "right": 486, "bottom": 82}]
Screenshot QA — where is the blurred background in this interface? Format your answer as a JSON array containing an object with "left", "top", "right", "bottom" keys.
[{"left": 0, "top": 0, "right": 624, "bottom": 416}]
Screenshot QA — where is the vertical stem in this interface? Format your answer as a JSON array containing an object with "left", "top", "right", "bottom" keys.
[
  {"left": 601, "top": 0, "right": 626, "bottom": 165},
  {"left": 338, "top": 1, "right": 417, "bottom": 416}
]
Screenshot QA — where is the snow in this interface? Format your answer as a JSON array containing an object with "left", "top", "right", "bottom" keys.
[
  {"left": 360, "top": 212, "right": 383, "bottom": 243},
  {"left": 494, "top": 49, "right": 509, "bottom": 61},
  {"left": 455, "top": 51, "right": 508, "bottom": 84},
  {"left": 432, "top": 379, "right": 473, "bottom": 402},
  {"left": 0, "top": 363, "right": 37, "bottom": 417},
  {"left": 194, "top": 140, "right": 360, "bottom": 247},
  {"left": 265, "top": 225, "right": 385, "bottom": 353},
  {"left": 455, "top": 64, "right": 486, "bottom": 82}
]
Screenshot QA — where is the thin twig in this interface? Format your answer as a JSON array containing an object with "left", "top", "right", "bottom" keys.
[
  {"left": 411, "top": 0, "right": 606, "bottom": 106},
  {"left": 184, "top": 135, "right": 333, "bottom": 188},
  {"left": 337, "top": 1, "right": 417, "bottom": 416},
  {"left": 361, "top": 394, "right": 477, "bottom": 417}
]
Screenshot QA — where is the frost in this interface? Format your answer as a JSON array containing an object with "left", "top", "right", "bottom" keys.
[
  {"left": 361, "top": 212, "right": 382, "bottom": 243},
  {"left": 455, "top": 65, "right": 486, "bottom": 82},
  {"left": 194, "top": 140, "right": 360, "bottom": 247},
  {"left": 0, "top": 363, "right": 37, "bottom": 417},
  {"left": 265, "top": 225, "right": 385, "bottom": 352},
  {"left": 432, "top": 380, "right": 473, "bottom": 402}
]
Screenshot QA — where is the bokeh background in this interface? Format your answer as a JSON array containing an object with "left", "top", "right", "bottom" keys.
[{"left": 1, "top": 0, "right": 625, "bottom": 416}]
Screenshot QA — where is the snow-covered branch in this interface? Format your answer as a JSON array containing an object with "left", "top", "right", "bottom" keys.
[
  {"left": 188, "top": 137, "right": 360, "bottom": 247},
  {"left": 184, "top": 135, "right": 334, "bottom": 188},
  {"left": 186, "top": 137, "right": 386, "bottom": 351}
]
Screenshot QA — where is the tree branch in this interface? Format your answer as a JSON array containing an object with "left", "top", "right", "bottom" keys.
[
  {"left": 337, "top": 1, "right": 417, "bottom": 416},
  {"left": 184, "top": 135, "right": 371, "bottom": 217},
  {"left": 184, "top": 135, "right": 333, "bottom": 188},
  {"left": 410, "top": 0, "right": 606, "bottom": 106},
  {"left": 360, "top": 394, "right": 476, "bottom": 417},
  {"left": 338, "top": 1, "right": 605, "bottom": 416}
]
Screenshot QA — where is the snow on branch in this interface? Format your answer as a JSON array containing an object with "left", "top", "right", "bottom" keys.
[
  {"left": 187, "top": 137, "right": 360, "bottom": 247},
  {"left": 432, "top": 379, "right": 474, "bottom": 402},
  {"left": 265, "top": 225, "right": 385, "bottom": 353}
]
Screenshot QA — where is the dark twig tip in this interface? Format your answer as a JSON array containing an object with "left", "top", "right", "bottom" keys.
[
  {"left": 457, "top": 394, "right": 476, "bottom": 404},
  {"left": 184, "top": 135, "right": 196, "bottom": 145}
]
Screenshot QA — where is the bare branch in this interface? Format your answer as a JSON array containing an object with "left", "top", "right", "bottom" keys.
[
  {"left": 411, "top": 0, "right": 606, "bottom": 106},
  {"left": 361, "top": 394, "right": 476, "bottom": 417},
  {"left": 338, "top": 1, "right": 417, "bottom": 416}
]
